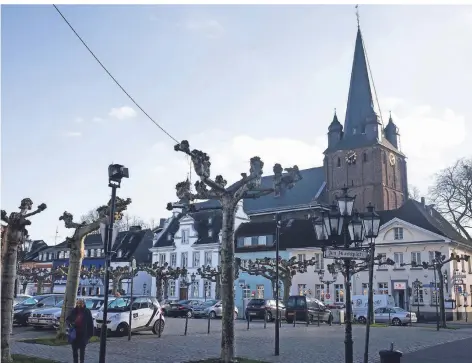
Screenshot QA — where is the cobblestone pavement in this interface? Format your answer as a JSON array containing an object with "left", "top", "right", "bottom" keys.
[
  {"left": 11, "top": 319, "right": 472, "bottom": 363},
  {"left": 402, "top": 336, "right": 472, "bottom": 363}
]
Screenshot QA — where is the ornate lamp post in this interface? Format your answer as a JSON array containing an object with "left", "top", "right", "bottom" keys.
[
  {"left": 412, "top": 278, "right": 423, "bottom": 320},
  {"left": 128, "top": 258, "right": 136, "bottom": 341},
  {"left": 317, "top": 268, "right": 338, "bottom": 301},
  {"left": 99, "top": 163, "right": 129, "bottom": 363},
  {"left": 143, "top": 283, "right": 147, "bottom": 295}
]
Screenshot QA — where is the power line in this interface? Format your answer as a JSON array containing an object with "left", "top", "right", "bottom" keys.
[{"left": 52, "top": 5, "right": 179, "bottom": 143}]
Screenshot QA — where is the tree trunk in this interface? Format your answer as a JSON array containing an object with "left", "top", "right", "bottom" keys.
[
  {"left": 56, "top": 236, "right": 85, "bottom": 339},
  {"left": 282, "top": 278, "right": 291, "bottom": 304},
  {"left": 112, "top": 278, "right": 119, "bottom": 295},
  {"left": 220, "top": 200, "right": 237, "bottom": 363},
  {"left": 155, "top": 277, "right": 163, "bottom": 301},
  {"left": 215, "top": 276, "right": 221, "bottom": 300},
  {"left": 1, "top": 233, "right": 20, "bottom": 363},
  {"left": 163, "top": 279, "right": 169, "bottom": 300},
  {"left": 37, "top": 280, "right": 43, "bottom": 295},
  {"left": 438, "top": 266, "right": 447, "bottom": 328}
]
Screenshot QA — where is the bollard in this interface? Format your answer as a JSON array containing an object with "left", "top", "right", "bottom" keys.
[
  {"left": 379, "top": 343, "right": 403, "bottom": 363},
  {"left": 317, "top": 309, "right": 320, "bottom": 327},
  {"left": 247, "top": 313, "right": 250, "bottom": 330},
  {"left": 306, "top": 311, "right": 309, "bottom": 326},
  {"left": 207, "top": 314, "right": 211, "bottom": 334},
  {"left": 264, "top": 310, "right": 267, "bottom": 329},
  {"left": 184, "top": 315, "right": 189, "bottom": 336},
  {"left": 293, "top": 313, "right": 296, "bottom": 327},
  {"left": 158, "top": 319, "right": 162, "bottom": 338}
]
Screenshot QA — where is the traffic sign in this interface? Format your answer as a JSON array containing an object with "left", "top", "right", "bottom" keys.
[
  {"left": 325, "top": 293, "right": 331, "bottom": 300},
  {"left": 323, "top": 248, "right": 368, "bottom": 260}
]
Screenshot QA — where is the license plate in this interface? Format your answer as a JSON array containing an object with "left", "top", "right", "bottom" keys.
[
  {"left": 172, "top": 306, "right": 177, "bottom": 309},
  {"left": 29, "top": 318, "right": 38, "bottom": 323},
  {"left": 250, "top": 313, "right": 256, "bottom": 316},
  {"left": 287, "top": 313, "right": 294, "bottom": 316}
]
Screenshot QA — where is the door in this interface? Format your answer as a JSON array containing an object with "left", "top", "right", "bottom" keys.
[
  {"left": 179, "top": 287, "right": 188, "bottom": 300},
  {"left": 130, "top": 297, "right": 146, "bottom": 328},
  {"left": 374, "top": 308, "right": 386, "bottom": 323},
  {"left": 398, "top": 291, "right": 405, "bottom": 309}
]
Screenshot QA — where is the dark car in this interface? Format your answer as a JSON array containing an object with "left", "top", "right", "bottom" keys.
[
  {"left": 13, "top": 294, "right": 63, "bottom": 326},
  {"left": 285, "top": 295, "right": 332, "bottom": 324},
  {"left": 245, "top": 299, "right": 285, "bottom": 322},
  {"left": 166, "top": 299, "right": 201, "bottom": 318},
  {"left": 160, "top": 299, "right": 178, "bottom": 316}
]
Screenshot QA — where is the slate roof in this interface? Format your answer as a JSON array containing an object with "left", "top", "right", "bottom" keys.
[
  {"left": 113, "top": 228, "right": 154, "bottom": 264},
  {"left": 234, "top": 199, "right": 470, "bottom": 251},
  {"left": 23, "top": 240, "right": 49, "bottom": 262},
  {"left": 242, "top": 167, "right": 326, "bottom": 215}
]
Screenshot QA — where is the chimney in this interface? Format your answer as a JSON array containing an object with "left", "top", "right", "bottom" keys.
[
  {"left": 421, "top": 197, "right": 425, "bottom": 206},
  {"left": 159, "top": 218, "right": 166, "bottom": 228},
  {"left": 129, "top": 226, "right": 142, "bottom": 232}
]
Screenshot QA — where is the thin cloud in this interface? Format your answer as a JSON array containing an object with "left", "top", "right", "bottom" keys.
[
  {"left": 64, "top": 131, "right": 82, "bottom": 137},
  {"left": 184, "top": 19, "right": 225, "bottom": 39},
  {"left": 108, "top": 106, "right": 137, "bottom": 120},
  {"left": 92, "top": 116, "right": 104, "bottom": 123},
  {"left": 74, "top": 117, "right": 84, "bottom": 123}
]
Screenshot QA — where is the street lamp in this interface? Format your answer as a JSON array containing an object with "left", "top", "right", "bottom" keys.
[
  {"left": 128, "top": 258, "right": 136, "bottom": 341},
  {"left": 317, "top": 269, "right": 338, "bottom": 301},
  {"left": 99, "top": 163, "right": 129, "bottom": 363},
  {"left": 274, "top": 213, "right": 282, "bottom": 357}
]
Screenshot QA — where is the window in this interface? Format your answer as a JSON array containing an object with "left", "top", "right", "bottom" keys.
[
  {"left": 192, "top": 251, "right": 200, "bottom": 268},
  {"left": 298, "top": 254, "right": 306, "bottom": 262},
  {"left": 100, "top": 249, "right": 104, "bottom": 256},
  {"left": 258, "top": 236, "right": 267, "bottom": 245},
  {"left": 96, "top": 249, "right": 101, "bottom": 257},
  {"left": 237, "top": 238, "right": 244, "bottom": 247},
  {"left": 378, "top": 282, "right": 388, "bottom": 295},
  {"left": 243, "top": 285, "right": 251, "bottom": 299},
  {"left": 168, "top": 280, "right": 176, "bottom": 297},
  {"left": 378, "top": 253, "right": 387, "bottom": 264},
  {"left": 117, "top": 250, "right": 122, "bottom": 258},
  {"left": 429, "top": 251, "right": 434, "bottom": 265},
  {"left": 204, "top": 251, "right": 212, "bottom": 266},
  {"left": 59, "top": 251, "right": 64, "bottom": 259},
  {"left": 90, "top": 249, "right": 95, "bottom": 257},
  {"left": 266, "top": 235, "right": 274, "bottom": 246},
  {"left": 208, "top": 230, "right": 213, "bottom": 237},
  {"left": 362, "top": 283, "right": 368, "bottom": 295},
  {"left": 170, "top": 253, "right": 177, "bottom": 267},
  {"left": 208, "top": 217, "right": 212, "bottom": 224},
  {"left": 315, "top": 284, "right": 325, "bottom": 301},
  {"left": 190, "top": 281, "right": 200, "bottom": 298},
  {"left": 181, "top": 252, "right": 188, "bottom": 268},
  {"left": 181, "top": 229, "right": 189, "bottom": 244},
  {"left": 244, "top": 237, "right": 251, "bottom": 247},
  {"left": 411, "top": 252, "right": 421, "bottom": 266},
  {"left": 393, "top": 227, "right": 403, "bottom": 240},
  {"left": 298, "top": 284, "right": 306, "bottom": 296},
  {"left": 394, "top": 252, "right": 403, "bottom": 268},
  {"left": 159, "top": 253, "right": 166, "bottom": 266},
  {"left": 335, "top": 284, "right": 344, "bottom": 303},
  {"left": 314, "top": 253, "right": 324, "bottom": 270},
  {"left": 413, "top": 288, "right": 424, "bottom": 304},
  {"left": 251, "top": 236, "right": 258, "bottom": 246},
  {"left": 468, "top": 258, "right": 472, "bottom": 273},
  {"left": 65, "top": 251, "right": 70, "bottom": 258},
  {"left": 430, "top": 282, "right": 439, "bottom": 305},
  {"left": 256, "top": 285, "right": 264, "bottom": 299},
  {"left": 461, "top": 259, "right": 466, "bottom": 273},
  {"left": 204, "top": 280, "right": 211, "bottom": 298}
]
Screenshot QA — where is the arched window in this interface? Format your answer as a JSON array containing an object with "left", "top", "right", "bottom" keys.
[{"left": 337, "top": 158, "right": 341, "bottom": 167}]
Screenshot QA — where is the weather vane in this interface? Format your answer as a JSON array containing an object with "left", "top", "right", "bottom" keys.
[{"left": 355, "top": 5, "right": 360, "bottom": 28}]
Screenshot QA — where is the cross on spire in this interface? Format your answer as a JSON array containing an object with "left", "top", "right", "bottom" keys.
[{"left": 355, "top": 5, "right": 360, "bottom": 28}]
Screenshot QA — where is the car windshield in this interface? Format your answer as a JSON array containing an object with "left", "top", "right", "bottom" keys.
[
  {"left": 248, "top": 299, "right": 265, "bottom": 306},
  {"left": 55, "top": 300, "right": 64, "bottom": 307},
  {"left": 202, "top": 300, "right": 218, "bottom": 306},
  {"left": 14, "top": 296, "right": 30, "bottom": 305},
  {"left": 20, "top": 297, "right": 38, "bottom": 306},
  {"left": 107, "top": 297, "right": 132, "bottom": 312}
]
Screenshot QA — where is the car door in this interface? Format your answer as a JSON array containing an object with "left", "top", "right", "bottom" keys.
[
  {"left": 131, "top": 297, "right": 148, "bottom": 328},
  {"left": 40, "top": 296, "right": 57, "bottom": 308},
  {"left": 374, "top": 308, "right": 386, "bottom": 323}
]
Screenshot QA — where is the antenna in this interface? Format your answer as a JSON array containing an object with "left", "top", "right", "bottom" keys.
[{"left": 54, "top": 226, "right": 61, "bottom": 246}]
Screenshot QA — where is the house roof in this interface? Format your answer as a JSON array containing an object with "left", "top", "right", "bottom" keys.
[
  {"left": 23, "top": 240, "right": 49, "bottom": 262},
  {"left": 242, "top": 167, "right": 326, "bottom": 215},
  {"left": 113, "top": 227, "right": 154, "bottom": 264}
]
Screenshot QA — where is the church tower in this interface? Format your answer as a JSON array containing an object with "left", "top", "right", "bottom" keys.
[{"left": 324, "top": 25, "right": 409, "bottom": 212}]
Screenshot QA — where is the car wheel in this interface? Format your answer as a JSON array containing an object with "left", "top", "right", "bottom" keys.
[
  {"left": 392, "top": 318, "right": 401, "bottom": 326},
  {"left": 266, "top": 312, "right": 273, "bottom": 322},
  {"left": 117, "top": 322, "right": 129, "bottom": 336},
  {"left": 186, "top": 310, "right": 193, "bottom": 318},
  {"left": 358, "top": 316, "right": 367, "bottom": 324},
  {"left": 152, "top": 319, "right": 165, "bottom": 335},
  {"left": 210, "top": 311, "right": 217, "bottom": 319}
]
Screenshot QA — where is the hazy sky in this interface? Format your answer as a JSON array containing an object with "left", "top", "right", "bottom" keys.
[{"left": 2, "top": 4, "right": 471, "bottom": 245}]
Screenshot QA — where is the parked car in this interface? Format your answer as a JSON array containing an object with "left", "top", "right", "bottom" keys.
[
  {"left": 13, "top": 294, "right": 32, "bottom": 306},
  {"left": 166, "top": 300, "right": 201, "bottom": 318},
  {"left": 285, "top": 295, "right": 332, "bottom": 324},
  {"left": 373, "top": 307, "right": 417, "bottom": 326},
  {"left": 94, "top": 296, "right": 164, "bottom": 336},
  {"left": 204, "top": 300, "right": 239, "bottom": 320},
  {"left": 13, "top": 294, "right": 63, "bottom": 326},
  {"left": 192, "top": 300, "right": 219, "bottom": 318},
  {"left": 28, "top": 296, "right": 107, "bottom": 330},
  {"left": 160, "top": 299, "right": 178, "bottom": 316},
  {"left": 245, "top": 299, "right": 285, "bottom": 322}
]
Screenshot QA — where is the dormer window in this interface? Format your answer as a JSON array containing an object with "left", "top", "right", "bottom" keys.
[
  {"left": 394, "top": 227, "right": 404, "bottom": 240},
  {"left": 167, "top": 234, "right": 172, "bottom": 241},
  {"left": 117, "top": 250, "right": 122, "bottom": 258},
  {"left": 208, "top": 217, "right": 212, "bottom": 224},
  {"left": 65, "top": 251, "right": 70, "bottom": 259},
  {"left": 182, "top": 229, "right": 189, "bottom": 244},
  {"left": 208, "top": 230, "right": 213, "bottom": 237},
  {"left": 91, "top": 249, "right": 95, "bottom": 257}
]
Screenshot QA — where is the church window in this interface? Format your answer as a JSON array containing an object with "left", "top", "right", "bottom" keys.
[
  {"left": 337, "top": 158, "right": 341, "bottom": 167},
  {"left": 363, "top": 153, "right": 367, "bottom": 162}
]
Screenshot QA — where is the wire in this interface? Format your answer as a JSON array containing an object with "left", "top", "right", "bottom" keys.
[{"left": 52, "top": 5, "right": 179, "bottom": 143}]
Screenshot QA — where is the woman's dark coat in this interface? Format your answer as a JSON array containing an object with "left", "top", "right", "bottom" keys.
[{"left": 66, "top": 307, "right": 94, "bottom": 344}]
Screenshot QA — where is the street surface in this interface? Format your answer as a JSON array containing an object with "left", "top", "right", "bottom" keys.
[{"left": 11, "top": 318, "right": 472, "bottom": 363}]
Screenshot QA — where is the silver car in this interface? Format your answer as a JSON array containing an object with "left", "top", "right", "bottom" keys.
[
  {"left": 374, "top": 307, "right": 417, "bottom": 326},
  {"left": 204, "top": 300, "right": 239, "bottom": 320}
]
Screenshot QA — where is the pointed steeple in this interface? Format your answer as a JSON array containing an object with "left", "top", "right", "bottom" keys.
[
  {"left": 344, "top": 27, "right": 377, "bottom": 137},
  {"left": 384, "top": 111, "right": 400, "bottom": 148}
]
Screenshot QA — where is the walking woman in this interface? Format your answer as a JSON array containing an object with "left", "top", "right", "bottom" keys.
[{"left": 67, "top": 298, "right": 94, "bottom": 363}]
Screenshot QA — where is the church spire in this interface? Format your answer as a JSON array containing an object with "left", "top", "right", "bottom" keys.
[{"left": 343, "top": 25, "right": 377, "bottom": 136}]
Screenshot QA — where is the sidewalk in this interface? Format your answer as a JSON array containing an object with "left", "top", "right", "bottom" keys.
[{"left": 401, "top": 337, "right": 472, "bottom": 363}]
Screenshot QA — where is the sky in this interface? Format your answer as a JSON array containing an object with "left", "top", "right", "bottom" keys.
[{"left": 2, "top": 4, "right": 472, "bottom": 245}]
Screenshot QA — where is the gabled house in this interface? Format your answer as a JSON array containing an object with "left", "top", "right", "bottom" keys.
[{"left": 150, "top": 200, "right": 248, "bottom": 301}]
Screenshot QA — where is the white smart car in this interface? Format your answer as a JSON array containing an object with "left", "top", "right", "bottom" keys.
[{"left": 94, "top": 296, "right": 165, "bottom": 336}]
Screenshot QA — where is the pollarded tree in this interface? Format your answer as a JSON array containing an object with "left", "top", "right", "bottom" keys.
[
  {"left": 196, "top": 262, "right": 241, "bottom": 300},
  {"left": 236, "top": 256, "right": 318, "bottom": 303},
  {"left": 56, "top": 196, "right": 131, "bottom": 339},
  {"left": 140, "top": 262, "right": 187, "bottom": 301},
  {"left": 108, "top": 266, "right": 138, "bottom": 295},
  {"left": 17, "top": 267, "right": 53, "bottom": 295},
  {"left": 1, "top": 198, "right": 47, "bottom": 363},
  {"left": 172, "top": 140, "right": 302, "bottom": 362}
]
